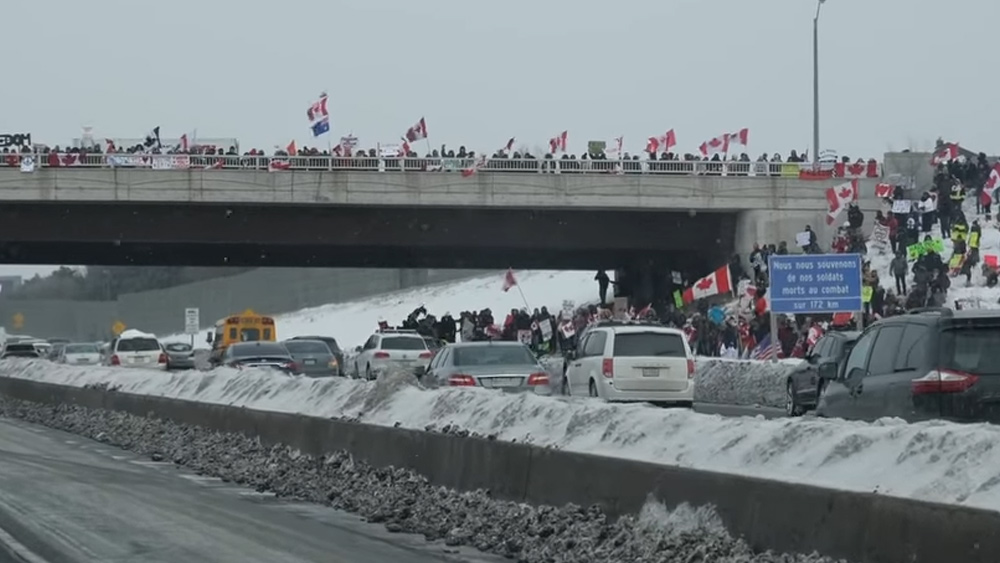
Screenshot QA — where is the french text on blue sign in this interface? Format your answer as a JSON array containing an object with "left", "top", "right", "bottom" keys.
[{"left": 768, "top": 254, "right": 863, "bottom": 314}]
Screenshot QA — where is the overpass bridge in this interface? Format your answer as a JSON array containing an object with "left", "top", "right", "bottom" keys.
[{"left": 0, "top": 155, "right": 882, "bottom": 274}]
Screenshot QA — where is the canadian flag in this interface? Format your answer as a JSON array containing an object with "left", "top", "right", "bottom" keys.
[
  {"left": 549, "top": 131, "right": 568, "bottom": 154},
  {"left": 825, "top": 179, "right": 859, "bottom": 225},
  {"left": 400, "top": 137, "right": 411, "bottom": 156},
  {"left": 646, "top": 129, "right": 677, "bottom": 154},
  {"left": 682, "top": 265, "right": 732, "bottom": 304},
  {"left": 985, "top": 163, "right": 1000, "bottom": 193},
  {"left": 930, "top": 143, "right": 959, "bottom": 166},
  {"left": 404, "top": 117, "right": 428, "bottom": 142},
  {"left": 461, "top": 155, "right": 487, "bottom": 177},
  {"left": 874, "top": 182, "right": 894, "bottom": 198},
  {"left": 699, "top": 128, "right": 749, "bottom": 157},
  {"left": 179, "top": 134, "right": 190, "bottom": 152},
  {"left": 268, "top": 140, "right": 297, "bottom": 172},
  {"left": 501, "top": 268, "right": 518, "bottom": 292}
]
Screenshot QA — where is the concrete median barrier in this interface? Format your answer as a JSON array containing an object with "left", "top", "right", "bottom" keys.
[{"left": 0, "top": 376, "right": 996, "bottom": 563}]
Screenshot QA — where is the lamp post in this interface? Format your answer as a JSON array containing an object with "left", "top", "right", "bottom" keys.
[{"left": 813, "top": 0, "right": 826, "bottom": 163}]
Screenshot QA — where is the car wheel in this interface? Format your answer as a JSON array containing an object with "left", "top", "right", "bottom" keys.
[
  {"left": 786, "top": 380, "right": 804, "bottom": 417},
  {"left": 588, "top": 379, "right": 599, "bottom": 398}
]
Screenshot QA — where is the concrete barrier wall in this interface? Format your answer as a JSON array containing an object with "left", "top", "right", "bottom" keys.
[
  {"left": 2, "top": 377, "right": 996, "bottom": 563},
  {"left": 0, "top": 268, "right": 488, "bottom": 340}
]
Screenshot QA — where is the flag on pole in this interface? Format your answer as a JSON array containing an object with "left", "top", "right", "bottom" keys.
[
  {"left": 501, "top": 268, "right": 518, "bottom": 292},
  {"left": 307, "top": 93, "right": 330, "bottom": 137}
]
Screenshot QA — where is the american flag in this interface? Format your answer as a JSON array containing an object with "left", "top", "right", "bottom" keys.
[{"left": 751, "top": 334, "right": 780, "bottom": 360}]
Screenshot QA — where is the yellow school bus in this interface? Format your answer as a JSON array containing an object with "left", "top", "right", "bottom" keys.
[{"left": 209, "top": 309, "right": 276, "bottom": 362}]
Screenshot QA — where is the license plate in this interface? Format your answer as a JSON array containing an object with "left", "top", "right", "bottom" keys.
[
  {"left": 489, "top": 377, "right": 521, "bottom": 388},
  {"left": 642, "top": 368, "right": 659, "bottom": 377},
  {"left": 304, "top": 359, "right": 316, "bottom": 365}
]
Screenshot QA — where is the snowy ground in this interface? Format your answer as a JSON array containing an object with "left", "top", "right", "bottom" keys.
[
  {"left": 867, "top": 200, "right": 1000, "bottom": 308},
  {"left": 4, "top": 358, "right": 1000, "bottom": 513},
  {"left": 162, "top": 270, "right": 597, "bottom": 348}
]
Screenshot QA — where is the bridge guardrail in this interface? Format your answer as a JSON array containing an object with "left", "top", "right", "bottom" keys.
[{"left": 0, "top": 152, "right": 883, "bottom": 178}]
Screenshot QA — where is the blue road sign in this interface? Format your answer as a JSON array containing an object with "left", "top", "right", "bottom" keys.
[{"left": 768, "top": 254, "right": 863, "bottom": 314}]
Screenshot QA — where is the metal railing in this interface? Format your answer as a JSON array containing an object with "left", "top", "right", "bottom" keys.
[{"left": 0, "top": 152, "right": 883, "bottom": 178}]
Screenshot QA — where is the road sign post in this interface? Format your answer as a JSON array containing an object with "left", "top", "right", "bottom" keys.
[
  {"left": 184, "top": 308, "right": 200, "bottom": 346},
  {"left": 767, "top": 253, "right": 864, "bottom": 362}
]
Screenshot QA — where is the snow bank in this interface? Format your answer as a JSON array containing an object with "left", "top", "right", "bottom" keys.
[
  {"left": 693, "top": 358, "right": 796, "bottom": 408},
  {"left": 5, "top": 358, "right": 1000, "bottom": 512}
]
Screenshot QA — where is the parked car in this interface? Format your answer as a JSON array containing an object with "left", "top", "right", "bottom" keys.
[
  {"left": 57, "top": 343, "right": 102, "bottom": 365},
  {"left": 282, "top": 339, "right": 338, "bottom": 377},
  {"left": 785, "top": 331, "right": 859, "bottom": 416},
  {"left": 105, "top": 329, "right": 166, "bottom": 369},
  {"left": 163, "top": 342, "right": 197, "bottom": 370},
  {"left": 1, "top": 342, "right": 43, "bottom": 359},
  {"left": 563, "top": 321, "right": 695, "bottom": 406},
  {"left": 288, "top": 335, "right": 345, "bottom": 376},
  {"left": 818, "top": 308, "right": 1000, "bottom": 423},
  {"left": 422, "top": 341, "right": 550, "bottom": 394},
  {"left": 222, "top": 341, "right": 296, "bottom": 374},
  {"left": 352, "top": 329, "right": 432, "bottom": 380}
]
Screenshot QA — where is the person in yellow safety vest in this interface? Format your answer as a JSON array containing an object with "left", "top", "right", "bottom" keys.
[
  {"left": 951, "top": 182, "right": 965, "bottom": 205},
  {"left": 969, "top": 220, "right": 981, "bottom": 250},
  {"left": 964, "top": 220, "right": 982, "bottom": 281},
  {"left": 951, "top": 220, "right": 968, "bottom": 256}
]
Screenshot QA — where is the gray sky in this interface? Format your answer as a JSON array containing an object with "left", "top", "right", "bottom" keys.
[{"left": 2, "top": 0, "right": 997, "bottom": 274}]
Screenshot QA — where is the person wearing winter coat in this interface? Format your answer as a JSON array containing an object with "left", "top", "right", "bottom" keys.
[{"left": 890, "top": 252, "right": 908, "bottom": 295}]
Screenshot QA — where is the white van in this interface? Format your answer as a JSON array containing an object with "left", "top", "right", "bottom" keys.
[
  {"left": 563, "top": 321, "right": 695, "bottom": 405},
  {"left": 106, "top": 329, "right": 166, "bottom": 369}
]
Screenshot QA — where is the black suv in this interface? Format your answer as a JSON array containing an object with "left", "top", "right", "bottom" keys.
[
  {"left": 786, "top": 331, "right": 859, "bottom": 416},
  {"left": 817, "top": 308, "right": 1000, "bottom": 423}
]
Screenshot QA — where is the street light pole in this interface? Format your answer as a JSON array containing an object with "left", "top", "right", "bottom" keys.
[{"left": 812, "top": 0, "right": 825, "bottom": 163}]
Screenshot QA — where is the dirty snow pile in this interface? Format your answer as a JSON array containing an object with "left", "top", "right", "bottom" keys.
[
  {"left": 539, "top": 356, "right": 797, "bottom": 409},
  {"left": 6, "top": 359, "right": 1000, "bottom": 512},
  {"left": 693, "top": 358, "right": 797, "bottom": 408},
  {"left": 0, "top": 398, "right": 841, "bottom": 563}
]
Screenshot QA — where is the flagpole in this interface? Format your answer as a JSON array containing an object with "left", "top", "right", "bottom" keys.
[{"left": 516, "top": 283, "right": 531, "bottom": 311}]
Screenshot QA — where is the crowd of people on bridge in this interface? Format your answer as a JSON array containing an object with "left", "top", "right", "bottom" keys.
[{"left": 0, "top": 138, "right": 880, "bottom": 176}]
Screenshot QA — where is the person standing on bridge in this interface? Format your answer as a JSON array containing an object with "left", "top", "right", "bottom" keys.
[{"left": 595, "top": 270, "right": 611, "bottom": 305}]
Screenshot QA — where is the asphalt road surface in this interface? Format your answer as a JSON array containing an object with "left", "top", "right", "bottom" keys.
[{"left": 0, "top": 418, "right": 502, "bottom": 563}]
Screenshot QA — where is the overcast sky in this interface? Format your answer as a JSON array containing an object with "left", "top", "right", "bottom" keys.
[{"left": 2, "top": 0, "right": 996, "bottom": 275}]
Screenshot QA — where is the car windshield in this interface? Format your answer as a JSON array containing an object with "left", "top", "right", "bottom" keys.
[
  {"left": 941, "top": 326, "right": 1000, "bottom": 375},
  {"left": 284, "top": 341, "right": 329, "bottom": 354},
  {"left": 381, "top": 337, "right": 426, "bottom": 350},
  {"left": 452, "top": 346, "right": 536, "bottom": 367},
  {"left": 117, "top": 338, "right": 161, "bottom": 352},
  {"left": 64, "top": 344, "right": 99, "bottom": 354},
  {"left": 232, "top": 344, "right": 287, "bottom": 358},
  {"left": 613, "top": 332, "right": 687, "bottom": 357}
]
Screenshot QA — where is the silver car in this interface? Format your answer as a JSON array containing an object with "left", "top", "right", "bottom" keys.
[
  {"left": 422, "top": 341, "right": 551, "bottom": 395},
  {"left": 282, "top": 339, "right": 338, "bottom": 377}
]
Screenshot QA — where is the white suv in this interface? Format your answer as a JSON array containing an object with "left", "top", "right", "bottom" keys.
[
  {"left": 563, "top": 322, "right": 694, "bottom": 405},
  {"left": 105, "top": 329, "right": 167, "bottom": 369},
  {"left": 352, "top": 329, "right": 432, "bottom": 380}
]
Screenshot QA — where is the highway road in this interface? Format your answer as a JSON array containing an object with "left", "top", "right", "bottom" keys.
[{"left": 0, "top": 418, "right": 501, "bottom": 563}]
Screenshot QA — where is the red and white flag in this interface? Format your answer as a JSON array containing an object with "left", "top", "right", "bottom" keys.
[
  {"left": 399, "top": 137, "right": 411, "bottom": 157},
  {"left": 699, "top": 128, "right": 748, "bottom": 157},
  {"left": 501, "top": 137, "right": 515, "bottom": 154},
  {"left": 461, "top": 155, "right": 487, "bottom": 177},
  {"left": 682, "top": 265, "right": 732, "bottom": 304},
  {"left": 985, "top": 163, "right": 1000, "bottom": 193},
  {"left": 179, "top": 134, "right": 190, "bottom": 152},
  {"left": 646, "top": 129, "right": 677, "bottom": 154},
  {"left": 307, "top": 94, "right": 329, "bottom": 122},
  {"left": 930, "top": 143, "right": 959, "bottom": 166},
  {"left": 404, "top": 117, "right": 428, "bottom": 142},
  {"left": 549, "top": 131, "right": 567, "bottom": 154},
  {"left": 825, "top": 179, "right": 859, "bottom": 225},
  {"left": 874, "top": 182, "right": 894, "bottom": 198},
  {"left": 268, "top": 140, "right": 297, "bottom": 172},
  {"left": 501, "top": 268, "right": 518, "bottom": 292}
]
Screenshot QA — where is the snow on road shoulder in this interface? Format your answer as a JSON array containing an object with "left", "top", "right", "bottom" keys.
[
  {"left": 5, "top": 358, "right": 1000, "bottom": 512},
  {"left": 694, "top": 358, "right": 794, "bottom": 408}
]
